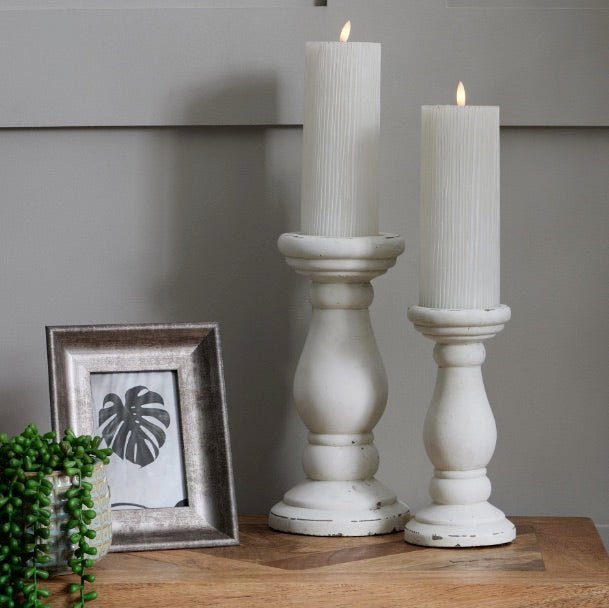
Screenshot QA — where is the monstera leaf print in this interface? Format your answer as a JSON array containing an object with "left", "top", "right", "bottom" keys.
[{"left": 98, "top": 385, "right": 170, "bottom": 467}]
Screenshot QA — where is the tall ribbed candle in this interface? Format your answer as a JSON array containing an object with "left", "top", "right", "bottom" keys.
[
  {"left": 301, "top": 26, "right": 380, "bottom": 237},
  {"left": 419, "top": 95, "right": 500, "bottom": 309}
]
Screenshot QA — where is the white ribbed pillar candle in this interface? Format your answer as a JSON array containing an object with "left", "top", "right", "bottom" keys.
[
  {"left": 301, "top": 36, "right": 380, "bottom": 237},
  {"left": 419, "top": 103, "right": 500, "bottom": 309}
]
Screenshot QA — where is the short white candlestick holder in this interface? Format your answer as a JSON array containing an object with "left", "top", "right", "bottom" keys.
[
  {"left": 405, "top": 305, "right": 515, "bottom": 547},
  {"left": 269, "top": 232, "right": 409, "bottom": 536}
]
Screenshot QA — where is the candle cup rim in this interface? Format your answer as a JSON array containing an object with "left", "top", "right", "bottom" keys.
[
  {"left": 407, "top": 305, "right": 511, "bottom": 328},
  {"left": 278, "top": 232, "right": 404, "bottom": 261}
]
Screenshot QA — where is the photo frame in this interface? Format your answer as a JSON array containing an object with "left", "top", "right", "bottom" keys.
[{"left": 46, "top": 323, "right": 238, "bottom": 551}]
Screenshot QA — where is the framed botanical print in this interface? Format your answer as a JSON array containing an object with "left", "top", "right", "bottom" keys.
[{"left": 47, "top": 323, "right": 238, "bottom": 551}]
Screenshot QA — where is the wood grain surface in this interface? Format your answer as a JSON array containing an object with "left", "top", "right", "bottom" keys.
[{"left": 45, "top": 516, "right": 609, "bottom": 607}]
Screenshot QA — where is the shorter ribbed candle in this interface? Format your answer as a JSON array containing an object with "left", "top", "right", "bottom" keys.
[
  {"left": 301, "top": 41, "right": 380, "bottom": 237},
  {"left": 419, "top": 105, "right": 500, "bottom": 309}
]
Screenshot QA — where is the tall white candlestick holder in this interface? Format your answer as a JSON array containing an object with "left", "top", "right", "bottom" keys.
[
  {"left": 269, "top": 232, "right": 409, "bottom": 536},
  {"left": 404, "top": 305, "right": 515, "bottom": 547}
]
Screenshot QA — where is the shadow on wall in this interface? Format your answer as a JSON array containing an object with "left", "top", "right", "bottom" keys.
[{"left": 154, "top": 74, "right": 300, "bottom": 514}]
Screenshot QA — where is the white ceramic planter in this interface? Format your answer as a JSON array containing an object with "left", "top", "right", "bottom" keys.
[
  {"left": 45, "top": 462, "right": 112, "bottom": 572},
  {"left": 404, "top": 306, "right": 515, "bottom": 547},
  {"left": 268, "top": 233, "right": 409, "bottom": 536}
]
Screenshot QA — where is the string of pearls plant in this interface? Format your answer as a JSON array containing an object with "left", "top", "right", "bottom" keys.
[{"left": 0, "top": 424, "right": 112, "bottom": 608}]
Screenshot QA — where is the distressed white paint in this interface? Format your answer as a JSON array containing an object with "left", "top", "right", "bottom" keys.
[
  {"left": 269, "top": 233, "right": 409, "bottom": 536},
  {"left": 404, "top": 306, "right": 515, "bottom": 547}
]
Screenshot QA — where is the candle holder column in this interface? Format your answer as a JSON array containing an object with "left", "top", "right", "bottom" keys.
[
  {"left": 269, "top": 232, "right": 409, "bottom": 536},
  {"left": 404, "top": 305, "right": 515, "bottom": 547}
]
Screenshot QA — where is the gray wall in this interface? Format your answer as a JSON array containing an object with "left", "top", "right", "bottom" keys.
[
  {"left": 1, "top": 126, "right": 607, "bottom": 545},
  {"left": 0, "top": 2, "right": 608, "bottom": 547}
]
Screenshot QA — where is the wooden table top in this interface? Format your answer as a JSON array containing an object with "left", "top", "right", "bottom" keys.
[{"left": 47, "top": 515, "right": 609, "bottom": 607}]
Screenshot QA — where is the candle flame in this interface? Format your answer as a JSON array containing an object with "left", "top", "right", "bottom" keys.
[
  {"left": 339, "top": 20, "right": 351, "bottom": 42},
  {"left": 456, "top": 81, "right": 466, "bottom": 107}
]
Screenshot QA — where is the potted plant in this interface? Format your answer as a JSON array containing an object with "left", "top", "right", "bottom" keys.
[{"left": 0, "top": 424, "right": 112, "bottom": 607}]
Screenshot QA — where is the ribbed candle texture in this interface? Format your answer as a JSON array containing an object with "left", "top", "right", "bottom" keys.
[
  {"left": 301, "top": 41, "right": 380, "bottom": 237},
  {"left": 419, "top": 105, "right": 500, "bottom": 309}
]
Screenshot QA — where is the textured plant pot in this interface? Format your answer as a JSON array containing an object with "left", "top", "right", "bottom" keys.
[{"left": 44, "top": 462, "right": 112, "bottom": 573}]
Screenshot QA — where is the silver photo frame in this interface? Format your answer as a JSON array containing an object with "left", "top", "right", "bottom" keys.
[{"left": 46, "top": 323, "right": 238, "bottom": 552}]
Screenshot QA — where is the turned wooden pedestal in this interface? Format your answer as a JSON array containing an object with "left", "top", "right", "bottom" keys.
[
  {"left": 269, "top": 233, "right": 409, "bottom": 536},
  {"left": 405, "top": 306, "right": 515, "bottom": 547},
  {"left": 46, "top": 516, "right": 609, "bottom": 607}
]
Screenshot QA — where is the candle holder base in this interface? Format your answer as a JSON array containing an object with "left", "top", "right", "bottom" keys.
[
  {"left": 270, "top": 479, "right": 409, "bottom": 536},
  {"left": 405, "top": 305, "right": 515, "bottom": 548},
  {"left": 404, "top": 502, "right": 515, "bottom": 548}
]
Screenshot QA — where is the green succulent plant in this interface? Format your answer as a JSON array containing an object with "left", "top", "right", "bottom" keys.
[{"left": 0, "top": 424, "right": 112, "bottom": 608}]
